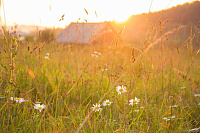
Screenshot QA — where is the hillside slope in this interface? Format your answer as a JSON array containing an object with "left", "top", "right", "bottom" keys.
[{"left": 114, "top": 1, "right": 200, "bottom": 48}]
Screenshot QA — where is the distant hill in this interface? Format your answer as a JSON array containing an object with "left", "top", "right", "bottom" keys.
[
  {"left": 2, "top": 25, "right": 46, "bottom": 34},
  {"left": 135, "top": 1, "right": 200, "bottom": 25},
  {"left": 114, "top": 1, "right": 200, "bottom": 48}
]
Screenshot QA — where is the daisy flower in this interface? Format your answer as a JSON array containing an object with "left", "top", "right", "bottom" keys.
[
  {"left": 94, "top": 51, "right": 101, "bottom": 55},
  {"left": 194, "top": 94, "right": 200, "bottom": 97},
  {"left": 180, "top": 87, "right": 186, "bottom": 90},
  {"left": 44, "top": 56, "right": 50, "bottom": 60},
  {"left": 102, "top": 68, "right": 108, "bottom": 72},
  {"left": 91, "top": 103, "right": 102, "bottom": 112},
  {"left": 91, "top": 54, "right": 98, "bottom": 58},
  {"left": 91, "top": 51, "right": 101, "bottom": 58},
  {"left": 116, "top": 85, "right": 127, "bottom": 95},
  {"left": 10, "top": 97, "right": 28, "bottom": 103},
  {"left": 45, "top": 53, "right": 50, "bottom": 60},
  {"left": 170, "top": 105, "right": 178, "bottom": 108},
  {"left": 189, "top": 127, "right": 200, "bottom": 132},
  {"left": 102, "top": 100, "right": 112, "bottom": 106},
  {"left": 129, "top": 97, "right": 140, "bottom": 106},
  {"left": 162, "top": 116, "right": 175, "bottom": 121},
  {"left": 34, "top": 104, "right": 45, "bottom": 112}
]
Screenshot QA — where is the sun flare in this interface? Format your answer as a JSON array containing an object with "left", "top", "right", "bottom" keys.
[
  {"left": 2, "top": 0, "right": 192, "bottom": 27},
  {"left": 113, "top": 15, "right": 130, "bottom": 23}
]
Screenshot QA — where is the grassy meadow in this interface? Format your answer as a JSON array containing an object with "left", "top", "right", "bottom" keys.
[{"left": 0, "top": 21, "right": 200, "bottom": 133}]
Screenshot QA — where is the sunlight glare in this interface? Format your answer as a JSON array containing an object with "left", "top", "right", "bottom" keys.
[
  {"left": 2, "top": 0, "right": 192, "bottom": 28},
  {"left": 114, "top": 16, "right": 130, "bottom": 23}
]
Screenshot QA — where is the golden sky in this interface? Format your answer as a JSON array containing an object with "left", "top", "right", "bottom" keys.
[{"left": 1, "top": 0, "right": 194, "bottom": 27}]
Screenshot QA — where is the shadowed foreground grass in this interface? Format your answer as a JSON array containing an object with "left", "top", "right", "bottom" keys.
[{"left": 0, "top": 29, "right": 200, "bottom": 133}]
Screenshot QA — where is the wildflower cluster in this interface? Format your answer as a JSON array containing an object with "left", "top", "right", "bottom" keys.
[
  {"left": 102, "top": 64, "right": 108, "bottom": 72},
  {"left": 10, "top": 97, "right": 45, "bottom": 112},
  {"left": 91, "top": 51, "right": 101, "bottom": 58},
  {"left": 44, "top": 53, "right": 50, "bottom": 60},
  {"left": 91, "top": 100, "right": 113, "bottom": 112},
  {"left": 10, "top": 97, "right": 28, "bottom": 103},
  {"left": 91, "top": 85, "right": 140, "bottom": 112},
  {"left": 162, "top": 116, "right": 176, "bottom": 121}
]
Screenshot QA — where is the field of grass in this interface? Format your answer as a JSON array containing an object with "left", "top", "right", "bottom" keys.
[{"left": 0, "top": 24, "right": 200, "bottom": 133}]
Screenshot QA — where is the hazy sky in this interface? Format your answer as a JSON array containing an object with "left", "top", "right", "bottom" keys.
[{"left": 1, "top": 0, "right": 194, "bottom": 27}]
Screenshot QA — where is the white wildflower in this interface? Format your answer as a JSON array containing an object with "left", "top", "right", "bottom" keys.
[
  {"left": 116, "top": 85, "right": 127, "bottom": 95},
  {"left": 91, "top": 103, "right": 102, "bottom": 112},
  {"left": 91, "top": 51, "right": 101, "bottom": 58},
  {"left": 34, "top": 104, "right": 45, "bottom": 112},
  {"left": 102, "top": 68, "right": 108, "bottom": 72},
  {"left": 189, "top": 127, "right": 200, "bottom": 132},
  {"left": 170, "top": 105, "right": 178, "bottom": 108},
  {"left": 10, "top": 97, "right": 28, "bottom": 103},
  {"left": 194, "top": 94, "right": 200, "bottom": 97},
  {"left": 91, "top": 54, "right": 98, "bottom": 58},
  {"left": 162, "top": 116, "right": 175, "bottom": 121},
  {"left": 180, "top": 87, "right": 186, "bottom": 90},
  {"left": 129, "top": 97, "right": 140, "bottom": 106},
  {"left": 44, "top": 56, "right": 50, "bottom": 60},
  {"left": 102, "top": 100, "right": 112, "bottom": 106}
]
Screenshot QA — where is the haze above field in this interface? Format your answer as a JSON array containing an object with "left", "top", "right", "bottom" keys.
[{"left": 2, "top": 0, "right": 196, "bottom": 28}]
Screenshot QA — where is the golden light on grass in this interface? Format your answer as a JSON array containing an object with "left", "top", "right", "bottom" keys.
[
  {"left": 27, "top": 68, "right": 35, "bottom": 78},
  {"left": 1, "top": 1, "right": 199, "bottom": 133}
]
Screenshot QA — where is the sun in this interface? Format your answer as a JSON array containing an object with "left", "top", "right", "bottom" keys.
[{"left": 114, "top": 15, "right": 130, "bottom": 23}]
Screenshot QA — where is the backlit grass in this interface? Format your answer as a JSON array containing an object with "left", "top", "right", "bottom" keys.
[{"left": 0, "top": 25, "right": 200, "bottom": 133}]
